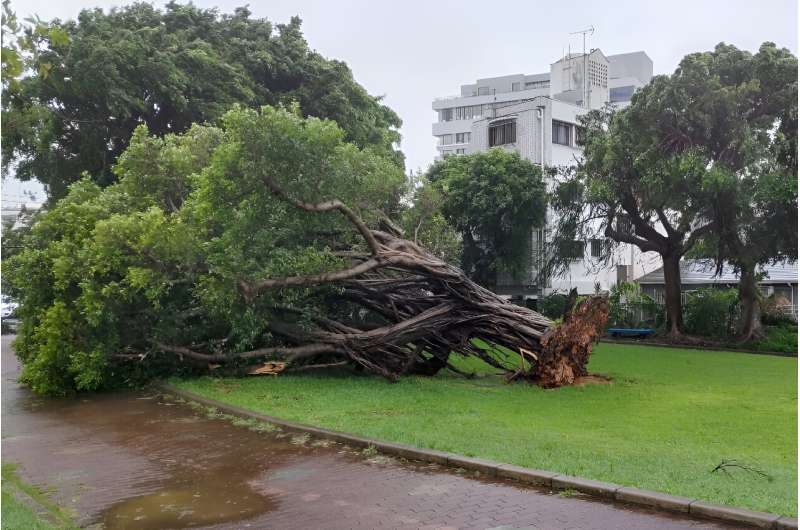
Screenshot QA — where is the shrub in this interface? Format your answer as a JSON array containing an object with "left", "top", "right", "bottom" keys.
[
  {"left": 607, "top": 282, "right": 661, "bottom": 328},
  {"left": 683, "top": 288, "right": 740, "bottom": 338},
  {"left": 761, "top": 293, "right": 796, "bottom": 326},
  {"left": 538, "top": 293, "right": 569, "bottom": 320},
  {"left": 752, "top": 323, "right": 798, "bottom": 353}
]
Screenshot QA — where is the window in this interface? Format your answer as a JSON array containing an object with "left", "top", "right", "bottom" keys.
[
  {"left": 446, "top": 106, "right": 483, "bottom": 121},
  {"left": 610, "top": 85, "right": 636, "bottom": 103},
  {"left": 590, "top": 238, "right": 609, "bottom": 258},
  {"left": 511, "top": 82, "right": 521, "bottom": 92},
  {"left": 455, "top": 148, "right": 466, "bottom": 155},
  {"left": 455, "top": 132, "right": 470, "bottom": 144},
  {"left": 442, "top": 150, "right": 453, "bottom": 158},
  {"left": 525, "top": 80, "right": 550, "bottom": 90},
  {"left": 477, "top": 86, "right": 491, "bottom": 96},
  {"left": 552, "top": 120, "right": 571, "bottom": 146},
  {"left": 439, "top": 134, "right": 454, "bottom": 146},
  {"left": 489, "top": 119, "right": 516, "bottom": 147},
  {"left": 558, "top": 240, "right": 584, "bottom": 260}
]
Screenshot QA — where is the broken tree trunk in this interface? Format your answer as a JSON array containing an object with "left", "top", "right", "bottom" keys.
[{"left": 157, "top": 173, "right": 609, "bottom": 388}]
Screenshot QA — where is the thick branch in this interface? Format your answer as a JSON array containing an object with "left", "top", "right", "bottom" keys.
[
  {"left": 681, "top": 222, "right": 715, "bottom": 255},
  {"left": 604, "top": 222, "right": 663, "bottom": 254},
  {"left": 240, "top": 255, "right": 402, "bottom": 298},
  {"left": 655, "top": 207, "right": 678, "bottom": 239},
  {"left": 153, "top": 341, "right": 342, "bottom": 363},
  {"left": 260, "top": 173, "right": 381, "bottom": 255}
]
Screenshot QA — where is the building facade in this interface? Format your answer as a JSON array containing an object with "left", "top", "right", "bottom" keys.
[{"left": 431, "top": 49, "right": 658, "bottom": 300}]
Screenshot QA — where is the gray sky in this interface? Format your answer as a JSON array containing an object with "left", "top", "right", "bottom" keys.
[{"left": 3, "top": 0, "right": 798, "bottom": 202}]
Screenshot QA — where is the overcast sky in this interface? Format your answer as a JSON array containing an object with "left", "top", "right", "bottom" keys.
[{"left": 3, "top": 0, "right": 798, "bottom": 202}]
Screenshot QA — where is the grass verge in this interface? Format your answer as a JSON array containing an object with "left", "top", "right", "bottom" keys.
[
  {"left": 171, "top": 343, "right": 797, "bottom": 516},
  {"left": 1, "top": 463, "right": 76, "bottom": 530}
]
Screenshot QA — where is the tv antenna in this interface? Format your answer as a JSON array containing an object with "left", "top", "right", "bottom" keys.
[{"left": 570, "top": 26, "right": 594, "bottom": 107}]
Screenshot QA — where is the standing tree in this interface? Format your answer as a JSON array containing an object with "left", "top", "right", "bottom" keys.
[
  {"left": 549, "top": 42, "right": 796, "bottom": 338},
  {"left": 2, "top": 2, "right": 403, "bottom": 199},
  {"left": 400, "top": 175, "right": 462, "bottom": 265},
  {"left": 426, "top": 149, "right": 547, "bottom": 288},
  {"left": 694, "top": 45, "right": 798, "bottom": 340}
]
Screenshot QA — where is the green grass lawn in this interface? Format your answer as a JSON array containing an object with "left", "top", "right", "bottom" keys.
[
  {"left": 172, "top": 343, "right": 797, "bottom": 516},
  {"left": 1, "top": 464, "right": 76, "bottom": 530}
]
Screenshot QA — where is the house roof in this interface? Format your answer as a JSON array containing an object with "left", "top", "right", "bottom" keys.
[{"left": 635, "top": 259, "right": 798, "bottom": 286}]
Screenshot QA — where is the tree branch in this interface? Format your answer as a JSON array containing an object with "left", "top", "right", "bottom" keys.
[
  {"left": 260, "top": 173, "right": 381, "bottom": 255},
  {"left": 239, "top": 255, "right": 399, "bottom": 299},
  {"left": 152, "top": 341, "right": 342, "bottom": 363},
  {"left": 681, "top": 221, "right": 716, "bottom": 255}
]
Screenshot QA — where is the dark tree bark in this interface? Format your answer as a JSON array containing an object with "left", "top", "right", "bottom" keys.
[
  {"left": 737, "top": 264, "right": 764, "bottom": 341},
  {"left": 662, "top": 253, "right": 683, "bottom": 337}
]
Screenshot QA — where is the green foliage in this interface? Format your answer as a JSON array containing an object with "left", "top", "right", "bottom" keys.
[
  {"left": 607, "top": 282, "right": 661, "bottom": 328},
  {"left": 683, "top": 288, "right": 740, "bottom": 338},
  {"left": 2, "top": 2, "right": 403, "bottom": 199},
  {"left": 400, "top": 176, "right": 462, "bottom": 264},
  {"left": 426, "top": 149, "right": 546, "bottom": 286},
  {"left": 752, "top": 323, "right": 798, "bottom": 353},
  {"left": 6, "top": 106, "right": 405, "bottom": 395},
  {"left": 538, "top": 293, "right": 568, "bottom": 320},
  {"left": 173, "top": 343, "right": 798, "bottom": 516}
]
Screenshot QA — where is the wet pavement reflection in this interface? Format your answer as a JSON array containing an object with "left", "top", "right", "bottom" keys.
[{"left": 2, "top": 336, "right": 738, "bottom": 529}]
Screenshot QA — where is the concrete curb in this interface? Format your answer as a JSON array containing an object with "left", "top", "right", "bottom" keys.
[{"left": 159, "top": 383, "right": 796, "bottom": 530}]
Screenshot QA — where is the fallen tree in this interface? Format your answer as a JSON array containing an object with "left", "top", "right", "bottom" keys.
[
  {"left": 155, "top": 172, "right": 609, "bottom": 387},
  {"left": 7, "top": 106, "right": 607, "bottom": 394}
]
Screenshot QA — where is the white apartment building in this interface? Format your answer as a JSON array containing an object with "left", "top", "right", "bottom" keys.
[{"left": 431, "top": 49, "right": 659, "bottom": 301}]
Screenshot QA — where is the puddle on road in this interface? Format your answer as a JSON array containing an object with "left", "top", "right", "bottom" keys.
[
  {"left": 2, "top": 345, "right": 331, "bottom": 530},
  {"left": 102, "top": 484, "right": 275, "bottom": 529}
]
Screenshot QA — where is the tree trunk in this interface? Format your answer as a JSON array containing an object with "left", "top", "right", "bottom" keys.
[
  {"left": 738, "top": 263, "right": 764, "bottom": 342},
  {"left": 662, "top": 253, "right": 683, "bottom": 338}
]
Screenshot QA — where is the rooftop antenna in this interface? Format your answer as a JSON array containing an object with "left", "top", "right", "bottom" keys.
[{"left": 570, "top": 26, "right": 594, "bottom": 107}]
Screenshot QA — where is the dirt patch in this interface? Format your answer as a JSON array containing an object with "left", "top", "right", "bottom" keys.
[{"left": 573, "top": 374, "right": 612, "bottom": 386}]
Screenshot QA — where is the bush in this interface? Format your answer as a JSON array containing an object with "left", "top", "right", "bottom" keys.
[
  {"left": 752, "top": 323, "right": 798, "bottom": 353},
  {"left": 607, "top": 282, "right": 661, "bottom": 328},
  {"left": 761, "top": 293, "right": 796, "bottom": 326},
  {"left": 682, "top": 288, "right": 740, "bottom": 338},
  {"left": 538, "top": 293, "right": 569, "bottom": 320}
]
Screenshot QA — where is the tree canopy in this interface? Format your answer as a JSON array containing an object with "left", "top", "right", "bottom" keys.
[
  {"left": 2, "top": 1, "right": 403, "bottom": 199},
  {"left": 426, "top": 149, "right": 547, "bottom": 287},
  {"left": 549, "top": 42, "right": 797, "bottom": 337},
  {"left": 5, "top": 106, "right": 406, "bottom": 394}
]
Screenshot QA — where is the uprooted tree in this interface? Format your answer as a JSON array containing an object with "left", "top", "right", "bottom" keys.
[{"left": 6, "top": 106, "right": 607, "bottom": 396}]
